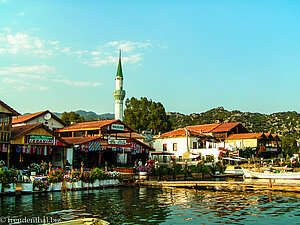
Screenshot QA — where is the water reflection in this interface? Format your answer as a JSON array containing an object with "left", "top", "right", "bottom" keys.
[{"left": 0, "top": 187, "right": 299, "bottom": 224}]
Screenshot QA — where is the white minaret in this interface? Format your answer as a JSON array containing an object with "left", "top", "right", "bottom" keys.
[{"left": 113, "top": 50, "right": 126, "bottom": 120}]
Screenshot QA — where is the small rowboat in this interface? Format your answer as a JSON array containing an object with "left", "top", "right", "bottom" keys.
[
  {"left": 50, "top": 218, "right": 109, "bottom": 225},
  {"left": 242, "top": 168, "right": 300, "bottom": 180}
]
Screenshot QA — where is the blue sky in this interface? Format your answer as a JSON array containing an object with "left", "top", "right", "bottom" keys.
[{"left": 0, "top": 0, "right": 299, "bottom": 115}]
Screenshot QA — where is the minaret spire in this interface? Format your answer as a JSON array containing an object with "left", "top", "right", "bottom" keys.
[
  {"left": 113, "top": 50, "right": 126, "bottom": 120},
  {"left": 116, "top": 50, "right": 123, "bottom": 78}
]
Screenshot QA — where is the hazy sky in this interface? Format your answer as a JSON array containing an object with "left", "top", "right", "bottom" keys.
[{"left": 0, "top": 0, "right": 299, "bottom": 115}]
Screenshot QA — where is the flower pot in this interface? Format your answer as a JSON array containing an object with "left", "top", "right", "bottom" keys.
[
  {"left": 72, "top": 181, "right": 82, "bottom": 189},
  {"left": 21, "top": 183, "right": 33, "bottom": 193},
  {"left": 31, "top": 172, "right": 36, "bottom": 176},
  {"left": 139, "top": 172, "right": 147, "bottom": 180},
  {"left": 50, "top": 182, "right": 62, "bottom": 191},
  {"left": 92, "top": 180, "right": 100, "bottom": 188},
  {"left": 4, "top": 183, "right": 16, "bottom": 193},
  {"left": 99, "top": 180, "right": 105, "bottom": 187},
  {"left": 65, "top": 182, "right": 72, "bottom": 189},
  {"left": 82, "top": 182, "right": 90, "bottom": 189},
  {"left": 34, "top": 187, "right": 39, "bottom": 191},
  {"left": 102, "top": 180, "right": 109, "bottom": 186}
]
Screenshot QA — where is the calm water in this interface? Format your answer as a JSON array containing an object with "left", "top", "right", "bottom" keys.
[{"left": 0, "top": 187, "right": 300, "bottom": 225}]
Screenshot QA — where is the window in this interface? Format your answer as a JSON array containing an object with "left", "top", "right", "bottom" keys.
[
  {"left": 198, "top": 142, "right": 204, "bottom": 149},
  {"left": 193, "top": 142, "right": 197, "bottom": 149},
  {"left": 173, "top": 143, "right": 177, "bottom": 151},
  {"left": 163, "top": 144, "right": 167, "bottom": 151}
]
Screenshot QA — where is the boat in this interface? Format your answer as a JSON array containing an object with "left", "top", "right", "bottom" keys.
[
  {"left": 49, "top": 218, "right": 109, "bottom": 225},
  {"left": 242, "top": 168, "right": 300, "bottom": 179},
  {"left": 223, "top": 165, "right": 244, "bottom": 175}
]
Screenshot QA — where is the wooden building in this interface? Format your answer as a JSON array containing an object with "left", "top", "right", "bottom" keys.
[
  {"left": 0, "top": 100, "right": 20, "bottom": 167},
  {"left": 56, "top": 119, "right": 155, "bottom": 168},
  {"left": 226, "top": 132, "right": 281, "bottom": 158},
  {"left": 10, "top": 124, "right": 67, "bottom": 169}
]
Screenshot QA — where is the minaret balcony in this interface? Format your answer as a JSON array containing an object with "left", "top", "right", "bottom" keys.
[{"left": 113, "top": 90, "right": 126, "bottom": 100}]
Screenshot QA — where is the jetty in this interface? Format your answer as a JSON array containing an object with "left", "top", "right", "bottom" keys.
[{"left": 141, "top": 180, "right": 300, "bottom": 193}]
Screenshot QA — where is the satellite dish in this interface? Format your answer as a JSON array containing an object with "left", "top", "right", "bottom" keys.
[{"left": 44, "top": 113, "right": 51, "bottom": 120}]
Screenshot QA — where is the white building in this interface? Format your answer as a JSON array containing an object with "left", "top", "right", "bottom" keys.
[
  {"left": 113, "top": 50, "right": 126, "bottom": 121},
  {"left": 153, "top": 128, "right": 219, "bottom": 162}
]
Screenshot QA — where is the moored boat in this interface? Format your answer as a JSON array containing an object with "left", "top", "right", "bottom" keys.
[
  {"left": 49, "top": 218, "right": 109, "bottom": 225},
  {"left": 242, "top": 168, "right": 300, "bottom": 179},
  {"left": 224, "top": 165, "right": 244, "bottom": 175}
]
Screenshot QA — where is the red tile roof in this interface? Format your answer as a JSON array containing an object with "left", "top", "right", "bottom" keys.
[
  {"left": 61, "top": 137, "right": 100, "bottom": 145},
  {"left": 11, "top": 124, "right": 42, "bottom": 139},
  {"left": 12, "top": 110, "right": 66, "bottom": 126},
  {"left": 210, "top": 122, "right": 241, "bottom": 133},
  {"left": 186, "top": 124, "right": 220, "bottom": 133},
  {"left": 56, "top": 119, "right": 135, "bottom": 132},
  {"left": 155, "top": 128, "right": 207, "bottom": 138},
  {"left": 13, "top": 111, "right": 47, "bottom": 124},
  {"left": 227, "top": 133, "right": 265, "bottom": 139},
  {"left": 11, "top": 124, "right": 68, "bottom": 145},
  {"left": 0, "top": 99, "right": 20, "bottom": 116}
]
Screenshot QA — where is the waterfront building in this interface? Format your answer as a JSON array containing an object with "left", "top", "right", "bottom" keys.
[
  {"left": 0, "top": 99, "right": 20, "bottom": 167},
  {"left": 56, "top": 119, "right": 154, "bottom": 168},
  {"left": 10, "top": 123, "right": 67, "bottom": 169},
  {"left": 154, "top": 122, "right": 250, "bottom": 162},
  {"left": 113, "top": 51, "right": 126, "bottom": 121},
  {"left": 12, "top": 110, "right": 66, "bottom": 131},
  {"left": 153, "top": 128, "right": 216, "bottom": 163},
  {"left": 225, "top": 132, "right": 281, "bottom": 158}
]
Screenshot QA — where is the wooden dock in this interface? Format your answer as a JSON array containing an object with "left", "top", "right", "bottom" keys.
[{"left": 141, "top": 180, "right": 300, "bottom": 193}]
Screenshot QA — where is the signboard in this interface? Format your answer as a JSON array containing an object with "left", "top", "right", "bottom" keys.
[
  {"left": 108, "top": 140, "right": 127, "bottom": 145},
  {"left": 28, "top": 135, "right": 53, "bottom": 144},
  {"left": 111, "top": 124, "right": 124, "bottom": 131},
  {"left": 265, "top": 148, "right": 278, "bottom": 152},
  {"left": 89, "top": 142, "right": 101, "bottom": 151}
]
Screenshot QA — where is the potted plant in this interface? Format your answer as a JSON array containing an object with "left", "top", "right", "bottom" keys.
[
  {"left": 90, "top": 168, "right": 102, "bottom": 188},
  {"left": 47, "top": 169, "right": 65, "bottom": 191},
  {"left": 2, "top": 169, "right": 17, "bottom": 193},
  {"left": 29, "top": 163, "right": 40, "bottom": 176},
  {"left": 80, "top": 171, "right": 94, "bottom": 188},
  {"left": 33, "top": 180, "right": 49, "bottom": 191},
  {"left": 137, "top": 165, "right": 152, "bottom": 180},
  {"left": 21, "top": 176, "right": 33, "bottom": 193},
  {"left": 109, "top": 171, "right": 122, "bottom": 185},
  {"left": 70, "top": 169, "right": 82, "bottom": 189}
]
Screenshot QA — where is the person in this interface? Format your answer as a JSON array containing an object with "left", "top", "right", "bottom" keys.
[
  {"left": 147, "top": 157, "right": 154, "bottom": 167},
  {"left": 40, "top": 160, "right": 48, "bottom": 175},
  {"left": 65, "top": 160, "right": 71, "bottom": 172},
  {"left": 138, "top": 159, "right": 143, "bottom": 166},
  {"left": 154, "top": 159, "right": 159, "bottom": 168},
  {"left": 170, "top": 159, "right": 174, "bottom": 168}
]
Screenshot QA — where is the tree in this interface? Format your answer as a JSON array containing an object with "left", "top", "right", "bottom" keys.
[
  {"left": 61, "top": 111, "right": 86, "bottom": 125},
  {"left": 124, "top": 97, "right": 171, "bottom": 134}
]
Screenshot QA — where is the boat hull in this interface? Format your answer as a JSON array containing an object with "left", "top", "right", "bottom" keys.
[{"left": 242, "top": 168, "right": 300, "bottom": 179}]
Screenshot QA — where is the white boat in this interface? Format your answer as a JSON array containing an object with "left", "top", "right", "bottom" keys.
[
  {"left": 242, "top": 168, "right": 300, "bottom": 179},
  {"left": 224, "top": 166, "right": 244, "bottom": 175}
]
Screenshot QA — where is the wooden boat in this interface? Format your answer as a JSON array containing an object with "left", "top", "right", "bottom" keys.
[
  {"left": 242, "top": 168, "right": 300, "bottom": 179},
  {"left": 49, "top": 218, "right": 109, "bottom": 225}
]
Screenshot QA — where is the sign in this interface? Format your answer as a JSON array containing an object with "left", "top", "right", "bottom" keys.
[
  {"left": 89, "top": 142, "right": 101, "bottom": 151},
  {"left": 111, "top": 124, "right": 124, "bottom": 131},
  {"left": 28, "top": 135, "right": 53, "bottom": 144},
  {"left": 265, "top": 148, "right": 278, "bottom": 152},
  {"left": 108, "top": 140, "right": 127, "bottom": 145}
]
